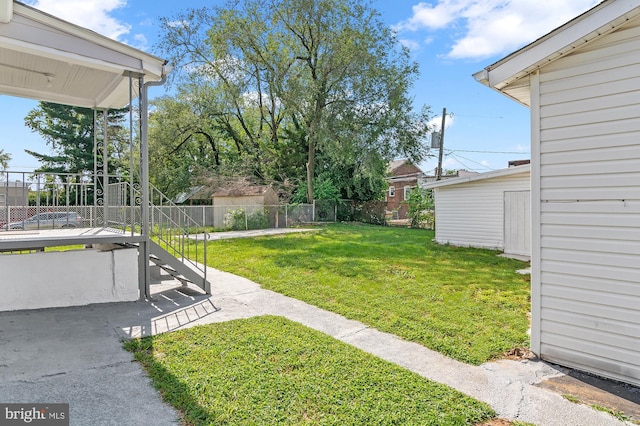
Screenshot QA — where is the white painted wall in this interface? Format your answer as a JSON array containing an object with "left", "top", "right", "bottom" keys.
[
  {"left": 432, "top": 169, "right": 530, "bottom": 254},
  {"left": 0, "top": 248, "right": 139, "bottom": 311},
  {"left": 534, "top": 18, "right": 640, "bottom": 386}
]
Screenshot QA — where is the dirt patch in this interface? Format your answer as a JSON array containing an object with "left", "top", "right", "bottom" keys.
[
  {"left": 502, "top": 347, "right": 537, "bottom": 361},
  {"left": 475, "top": 419, "right": 513, "bottom": 426},
  {"left": 537, "top": 367, "right": 640, "bottom": 423}
]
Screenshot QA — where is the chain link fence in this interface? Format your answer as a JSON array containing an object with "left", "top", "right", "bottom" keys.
[{"left": 2, "top": 175, "right": 391, "bottom": 232}]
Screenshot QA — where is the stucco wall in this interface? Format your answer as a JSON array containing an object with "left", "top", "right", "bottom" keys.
[{"left": 0, "top": 248, "right": 138, "bottom": 312}]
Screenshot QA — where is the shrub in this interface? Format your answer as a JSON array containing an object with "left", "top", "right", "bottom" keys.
[
  {"left": 406, "top": 188, "right": 434, "bottom": 229},
  {"left": 224, "top": 208, "right": 268, "bottom": 230}
]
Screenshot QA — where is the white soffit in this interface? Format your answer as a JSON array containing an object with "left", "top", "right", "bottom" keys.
[
  {"left": 0, "top": 1, "right": 167, "bottom": 109},
  {"left": 474, "top": 0, "right": 640, "bottom": 106}
]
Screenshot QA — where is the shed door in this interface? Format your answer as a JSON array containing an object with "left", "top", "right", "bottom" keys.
[{"left": 503, "top": 191, "right": 530, "bottom": 256}]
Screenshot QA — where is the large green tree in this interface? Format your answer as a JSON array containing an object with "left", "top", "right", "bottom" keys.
[
  {"left": 158, "top": 0, "right": 430, "bottom": 202},
  {"left": 148, "top": 93, "right": 225, "bottom": 199},
  {"left": 24, "top": 102, "right": 131, "bottom": 205},
  {"left": 24, "top": 102, "right": 129, "bottom": 176}
]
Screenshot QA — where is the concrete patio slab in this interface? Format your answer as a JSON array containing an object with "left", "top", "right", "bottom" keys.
[{"left": 1, "top": 267, "right": 637, "bottom": 425}]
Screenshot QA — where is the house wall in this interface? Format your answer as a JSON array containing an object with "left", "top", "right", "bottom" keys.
[
  {"left": 433, "top": 171, "right": 530, "bottom": 252},
  {"left": 0, "top": 248, "right": 138, "bottom": 312},
  {"left": 392, "top": 162, "right": 422, "bottom": 177},
  {"left": 533, "top": 20, "right": 640, "bottom": 386},
  {"left": 386, "top": 178, "right": 417, "bottom": 219},
  {"left": 386, "top": 161, "right": 423, "bottom": 219}
]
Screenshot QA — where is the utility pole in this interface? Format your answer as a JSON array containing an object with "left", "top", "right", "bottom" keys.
[{"left": 436, "top": 107, "right": 446, "bottom": 181}]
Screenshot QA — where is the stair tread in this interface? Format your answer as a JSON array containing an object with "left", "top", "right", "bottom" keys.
[
  {"left": 159, "top": 264, "right": 177, "bottom": 273},
  {"left": 148, "top": 241, "right": 208, "bottom": 291}
]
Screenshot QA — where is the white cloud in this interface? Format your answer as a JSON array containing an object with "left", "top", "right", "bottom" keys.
[
  {"left": 428, "top": 113, "right": 455, "bottom": 131},
  {"left": 27, "top": 0, "right": 130, "bottom": 40},
  {"left": 130, "top": 33, "right": 149, "bottom": 50},
  {"left": 397, "top": 0, "right": 601, "bottom": 59},
  {"left": 399, "top": 38, "right": 421, "bottom": 51},
  {"left": 442, "top": 157, "right": 463, "bottom": 169}
]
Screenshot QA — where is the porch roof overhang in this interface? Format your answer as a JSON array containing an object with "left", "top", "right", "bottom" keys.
[
  {"left": 0, "top": 0, "right": 168, "bottom": 109},
  {"left": 473, "top": 0, "right": 640, "bottom": 107}
]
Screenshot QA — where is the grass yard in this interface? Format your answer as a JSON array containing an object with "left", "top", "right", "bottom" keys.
[
  {"left": 197, "top": 223, "right": 530, "bottom": 365},
  {"left": 125, "top": 316, "right": 496, "bottom": 425}
]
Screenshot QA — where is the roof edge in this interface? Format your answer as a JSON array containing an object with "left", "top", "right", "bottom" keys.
[
  {"left": 475, "top": 0, "right": 640, "bottom": 101},
  {"left": 421, "top": 164, "right": 530, "bottom": 189},
  {"left": 14, "top": 1, "right": 167, "bottom": 78}
]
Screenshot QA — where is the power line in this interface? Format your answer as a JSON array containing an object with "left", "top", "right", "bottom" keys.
[
  {"left": 450, "top": 114, "right": 503, "bottom": 119},
  {"left": 447, "top": 152, "right": 495, "bottom": 171},
  {"left": 449, "top": 149, "right": 530, "bottom": 155},
  {"left": 444, "top": 154, "right": 476, "bottom": 172}
]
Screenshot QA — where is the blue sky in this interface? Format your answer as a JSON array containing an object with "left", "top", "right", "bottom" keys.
[{"left": 2, "top": 0, "right": 601, "bottom": 174}]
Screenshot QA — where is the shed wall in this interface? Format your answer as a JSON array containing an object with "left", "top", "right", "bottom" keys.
[
  {"left": 433, "top": 171, "right": 530, "bottom": 252},
  {"left": 535, "top": 20, "right": 640, "bottom": 386}
]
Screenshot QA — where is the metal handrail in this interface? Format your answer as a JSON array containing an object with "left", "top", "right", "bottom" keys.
[{"left": 149, "top": 183, "right": 207, "bottom": 285}]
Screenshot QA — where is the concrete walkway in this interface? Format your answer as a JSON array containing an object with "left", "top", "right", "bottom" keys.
[{"left": 0, "top": 267, "right": 634, "bottom": 425}]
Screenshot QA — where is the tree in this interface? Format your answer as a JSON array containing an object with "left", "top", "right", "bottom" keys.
[
  {"left": 0, "top": 149, "right": 10, "bottom": 170},
  {"left": 24, "top": 102, "right": 129, "bottom": 176},
  {"left": 148, "top": 95, "right": 222, "bottom": 199},
  {"left": 159, "top": 0, "right": 430, "bottom": 202},
  {"left": 406, "top": 187, "right": 434, "bottom": 229},
  {"left": 24, "top": 102, "right": 130, "bottom": 205}
]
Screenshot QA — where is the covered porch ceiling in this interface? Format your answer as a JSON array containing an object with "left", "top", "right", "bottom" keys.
[{"left": 0, "top": 0, "right": 168, "bottom": 109}]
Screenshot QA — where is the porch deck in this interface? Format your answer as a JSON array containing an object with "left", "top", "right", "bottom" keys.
[{"left": 0, "top": 227, "right": 143, "bottom": 251}]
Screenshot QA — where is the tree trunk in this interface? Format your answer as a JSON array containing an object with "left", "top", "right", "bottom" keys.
[{"left": 306, "top": 137, "right": 314, "bottom": 204}]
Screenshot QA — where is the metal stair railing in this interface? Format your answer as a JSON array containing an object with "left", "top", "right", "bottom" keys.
[{"left": 149, "top": 183, "right": 208, "bottom": 292}]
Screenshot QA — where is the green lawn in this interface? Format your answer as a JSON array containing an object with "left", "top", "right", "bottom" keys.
[
  {"left": 198, "top": 223, "right": 530, "bottom": 365},
  {"left": 125, "top": 316, "right": 496, "bottom": 425}
]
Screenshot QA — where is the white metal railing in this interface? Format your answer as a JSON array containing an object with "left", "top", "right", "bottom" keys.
[{"left": 150, "top": 184, "right": 207, "bottom": 284}]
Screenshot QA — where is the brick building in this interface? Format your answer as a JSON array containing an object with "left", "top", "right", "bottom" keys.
[{"left": 385, "top": 159, "right": 424, "bottom": 219}]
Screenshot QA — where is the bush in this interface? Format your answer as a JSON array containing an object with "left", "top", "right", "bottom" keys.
[
  {"left": 338, "top": 200, "right": 387, "bottom": 225},
  {"left": 291, "top": 177, "right": 341, "bottom": 204},
  {"left": 224, "top": 208, "right": 268, "bottom": 230},
  {"left": 406, "top": 188, "right": 434, "bottom": 229}
]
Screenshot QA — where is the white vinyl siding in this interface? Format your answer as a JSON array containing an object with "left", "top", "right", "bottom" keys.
[
  {"left": 535, "top": 19, "right": 640, "bottom": 386},
  {"left": 504, "top": 191, "right": 531, "bottom": 256},
  {"left": 433, "top": 171, "right": 530, "bottom": 252}
]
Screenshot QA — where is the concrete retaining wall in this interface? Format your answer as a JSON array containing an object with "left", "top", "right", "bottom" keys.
[{"left": 0, "top": 248, "right": 138, "bottom": 311}]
